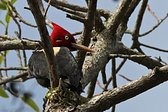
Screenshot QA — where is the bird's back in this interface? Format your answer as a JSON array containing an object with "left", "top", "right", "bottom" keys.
[{"left": 28, "top": 47, "right": 83, "bottom": 93}]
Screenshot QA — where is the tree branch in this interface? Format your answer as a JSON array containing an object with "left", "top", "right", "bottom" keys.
[
  {"left": 76, "top": 0, "right": 97, "bottom": 69},
  {"left": 0, "top": 67, "right": 27, "bottom": 71},
  {"left": 108, "top": 0, "right": 132, "bottom": 30},
  {"left": 79, "top": 65, "right": 168, "bottom": 112},
  {"left": 27, "top": 0, "right": 59, "bottom": 88},
  {"left": 131, "top": 0, "right": 148, "bottom": 52},
  {"left": 82, "top": 0, "right": 135, "bottom": 88},
  {"left": 44, "top": 0, "right": 110, "bottom": 19},
  {"left": 104, "top": 59, "right": 127, "bottom": 90},
  {"left": 139, "top": 13, "right": 168, "bottom": 37},
  {"left": 119, "top": 46, "right": 163, "bottom": 69},
  {"left": 0, "top": 71, "right": 29, "bottom": 85},
  {"left": 140, "top": 43, "right": 168, "bottom": 53},
  {"left": 109, "top": 54, "right": 147, "bottom": 58},
  {"left": 0, "top": 38, "right": 41, "bottom": 51}
]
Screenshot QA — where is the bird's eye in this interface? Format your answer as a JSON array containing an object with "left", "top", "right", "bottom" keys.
[{"left": 65, "top": 35, "right": 69, "bottom": 40}]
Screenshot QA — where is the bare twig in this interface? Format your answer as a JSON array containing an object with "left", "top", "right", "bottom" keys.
[
  {"left": 7, "top": 4, "right": 22, "bottom": 38},
  {"left": 72, "top": 31, "right": 82, "bottom": 36},
  {"left": 101, "top": 65, "right": 107, "bottom": 84},
  {"left": 8, "top": 2, "right": 28, "bottom": 67},
  {"left": 55, "top": 4, "right": 86, "bottom": 19},
  {"left": 119, "top": 74, "right": 132, "bottom": 82},
  {"left": 22, "top": 50, "right": 27, "bottom": 66},
  {"left": 96, "top": 80, "right": 104, "bottom": 90},
  {"left": 66, "top": 14, "right": 86, "bottom": 23},
  {"left": 139, "top": 13, "right": 168, "bottom": 37},
  {"left": 109, "top": 54, "right": 147, "bottom": 58},
  {"left": 147, "top": 4, "right": 159, "bottom": 23},
  {"left": 4, "top": 51, "right": 8, "bottom": 77},
  {"left": 0, "top": 72, "right": 29, "bottom": 85},
  {"left": 154, "top": 57, "right": 167, "bottom": 65},
  {"left": 16, "top": 50, "right": 23, "bottom": 67},
  {"left": 131, "top": 0, "right": 148, "bottom": 53},
  {"left": 111, "top": 58, "right": 117, "bottom": 112},
  {"left": 8, "top": 2, "right": 37, "bottom": 28},
  {"left": 119, "top": 46, "right": 163, "bottom": 69},
  {"left": 44, "top": 0, "right": 51, "bottom": 18},
  {"left": 140, "top": 43, "right": 168, "bottom": 53},
  {"left": 0, "top": 67, "right": 28, "bottom": 71},
  {"left": 111, "top": 106, "right": 116, "bottom": 112},
  {"left": 44, "top": 0, "right": 110, "bottom": 19},
  {"left": 104, "top": 59, "right": 127, "bottom": 91},
  {"left": 111, "top": 58, "right": 117, "bottom": 88}
]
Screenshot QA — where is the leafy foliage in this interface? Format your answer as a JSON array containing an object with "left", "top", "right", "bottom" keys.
[
  {"left": 0, "top": 86, "right": 9, "bottom": 98},
  {"left": 0, "top": 1, "right": 40, "bottom": 112},
  {"left": 21, "top": 96, "right": 40, "bottom": 112},
  {"left": 5, "top": 12, "right": 11, "bottom": 23},
  {"left": 0, "top": 2, "right": 7, "bottom": 10}
]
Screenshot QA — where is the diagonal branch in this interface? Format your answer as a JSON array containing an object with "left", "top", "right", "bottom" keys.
[
  {"left": 82, "top": 0, "right": 137, "bottom": 88},
  {"left": 108, "top": 0, "right": 132, "bottom": 31},
  {"left": 0, "top": 71, "right": 29, "bottom": 85},
  {"left": 119, "top": 46, "right": 163, "bottom": 69},
  {"left": 44, "top": 0, "right": 110, "bottom": 19},
  {"left": 131, "top": 0, "right": 148, "bottom": 52},
  {"left": 79, "top": 65, "right": 168, "bottom": 112},
  {"left": 140, "top": 43, "right": 168, "bottom": 53},
  {"left": 139, "top": 13, "right": 168, "bottom": 37},
  {"left": 27, "top": 0, "right": 59, "bottom": 88}
]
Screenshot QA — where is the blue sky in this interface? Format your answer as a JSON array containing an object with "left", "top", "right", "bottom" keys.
[{"left": 0, "top": 0, "right": 168, "bottom": 112}]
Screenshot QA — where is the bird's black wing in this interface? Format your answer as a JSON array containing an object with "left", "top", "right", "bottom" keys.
[
  {"left": 28, "top": 47, "right": 83, "bottom": 93},
  {"left": 28, "top": 50, "right": 50, "bottom": 87},
  {"left": 53, "top": 47, "right": 83, "bottom": 89}
]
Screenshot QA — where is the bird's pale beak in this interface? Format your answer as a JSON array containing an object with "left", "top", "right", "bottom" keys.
[{"left": 71, "top": 43, "right": 94, "bottom": 52}]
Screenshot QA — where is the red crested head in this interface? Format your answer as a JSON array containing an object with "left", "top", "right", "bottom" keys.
[{"left": 50, "top": 22, "right": 76, "bottom": 51}]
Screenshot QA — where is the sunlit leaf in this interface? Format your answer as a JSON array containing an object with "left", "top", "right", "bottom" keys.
[
  {"left": 0, "top": 51, "right": 9, "bottom": 65},
  {"left": 0, "top": 55, "right": 4, "bottom": 65},
  {"left": 0, "top": 86, "right": 9, "bottom": 98},
  {"left": 5, "top": 13, "right": 11, "bottom": 23},
  {"left": 11, "top": 0, "right": 17, "bottom": 4},
  {"left": 1, "top": 0, "right": 7, "bottom": 4},
  {"left": 21, "top": 96, "right": 40, "bottom": 112},
  {"left": 0, "top": 2, "right": 7, "bottom": 10}
]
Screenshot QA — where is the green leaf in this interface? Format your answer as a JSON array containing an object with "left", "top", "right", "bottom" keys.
[
  {"left": 0, "top": 51, "right": 9, "bottom": 65},
  {"left": 0, "top": 55, "right": 4, "bottom": 65},
  {"left": 0, "top": 2, "right": 7, "bottom": 10},
  {"left": 5, "top": 13, "right": 11, "bottom": 23},
  {"left": 21, "top": 97, "right": 40, "bottom": 112},
  {"left": 0, "top": 20, "right": 5, "bottom": 26},
  {"left": 1, "top": 0, "right": 7, "bottom": 3},
  {"left": 11, "top": 0, "right": 17, "bottom": 4},
  {"left": 0, "top": 86, "right": 9, "bottom": 98}
]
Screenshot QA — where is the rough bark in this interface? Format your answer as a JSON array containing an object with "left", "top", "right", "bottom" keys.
[{"left": 78, "top": 65, "right": 168, "bottom": 112}]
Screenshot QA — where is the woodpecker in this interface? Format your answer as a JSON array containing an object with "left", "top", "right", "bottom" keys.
[{"left": 28, "top": 22, "right": 93, "bottom": 94}]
